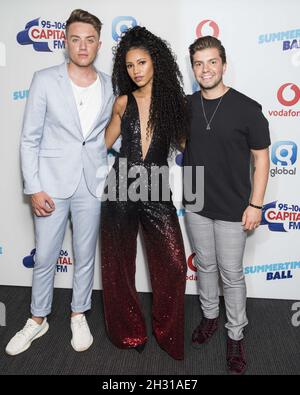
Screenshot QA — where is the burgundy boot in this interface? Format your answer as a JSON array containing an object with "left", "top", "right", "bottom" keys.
[
  {"left": 226, "top": 337, "right": 247, "bottom": 375},
  {"left": 191, "top": 317, "right": 218, "bottom": 348}
]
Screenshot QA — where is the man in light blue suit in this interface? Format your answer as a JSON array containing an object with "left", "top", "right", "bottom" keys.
[{"left": 6, "top": 9, "right": 114, "bottom": 355}]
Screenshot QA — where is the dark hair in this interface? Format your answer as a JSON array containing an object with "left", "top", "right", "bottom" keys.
[
  {"left": 112, "top": 26, "right": 188, "bottom": 150},
  {"left": 66, "top": 9, "right": 102, "bottom": 36},
  {"left": 189, "top": 35, "right": 226, "bottom": 65}
]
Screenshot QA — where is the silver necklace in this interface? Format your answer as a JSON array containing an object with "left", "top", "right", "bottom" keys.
[
  {"left": 200, "top": 92, "right": 224, "bottom": 130},
  {"left": 78, "top": 87, "right": 90, "bottom": 107},
  {"left": 72, "top": 77, "right": 98, "bottom": 107}
]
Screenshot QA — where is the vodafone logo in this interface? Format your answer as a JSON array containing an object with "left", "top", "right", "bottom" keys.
[
  {"left": 186, "top": 253, "right": 198, "bottom": 281},
  {"left": 187, "top": 253, "right": 197, "bottom": 272},
  {"left": 277, "top": 83, "right": 300, "bottom": 106},
  {"left": 196, "top": 20, "right": 219, "bottom": 38},
  {"left": 269, "top": 83, "right": 300, "bottom": 117}
]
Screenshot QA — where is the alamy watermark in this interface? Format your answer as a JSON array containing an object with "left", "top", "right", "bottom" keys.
[
  {"left": 291, "top": 301, "right": 300, "bottom": 327},
  {"left": 96, "top": 159, "right": 204, "bottom": 212},
  {"left": 0, "top": 302, "right": 6, "bottom": 326}
]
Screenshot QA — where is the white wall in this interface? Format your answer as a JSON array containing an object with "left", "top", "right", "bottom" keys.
[{"left": 0, "top": 0, "right": 299, "bottom": 299}]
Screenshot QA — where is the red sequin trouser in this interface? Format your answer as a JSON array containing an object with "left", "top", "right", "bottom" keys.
[{"left": 101, "top": 199, "right": 187, "bottom": 360}]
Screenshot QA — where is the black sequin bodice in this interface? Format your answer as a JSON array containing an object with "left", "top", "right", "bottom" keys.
[
  {"left": 117, "top": 93, "right": 170, "bottom": 167},
  {"left": 108, "top": 93, "right": 172, "bottom": 202}
]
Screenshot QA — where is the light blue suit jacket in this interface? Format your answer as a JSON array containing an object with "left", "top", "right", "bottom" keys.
[{"left": 20, "top": 62, "right": 114, "bottom": 198}]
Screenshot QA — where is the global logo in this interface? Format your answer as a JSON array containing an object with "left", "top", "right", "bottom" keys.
[
  {"left": 261, "top": 201, "right": 300, "bottom": 232},
  {"left": 277, "top": 83, "right": 300, "bottom": 106},
  {"left": 17, "top": 18, "right": 66, "bottom": 52},
  {"left": 112, "top": 16, "right": 137, "bottom": 42},
  {"left": 196, "top": 20, "right": 219, "bottom": 38},
  {"left": 271, "top": 141, "right": 297, "bottom": 166},
  {"left": 270, "top": 141, "right": 297, "bottom": 177},
  {"left": 0, "top": 245, "right": 3, "bottom": 255}
]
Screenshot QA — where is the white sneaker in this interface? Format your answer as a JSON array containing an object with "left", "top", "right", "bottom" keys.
[
  {"left": 71, "top": 314, "right": 93, "bottom": 352},
  {"left": 5, "top": 318, "right": 49, "bottom": 356}
]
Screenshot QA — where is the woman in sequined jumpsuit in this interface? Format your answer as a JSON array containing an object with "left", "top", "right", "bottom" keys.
[{"left": 101, "top": 26, "right": 188, "bottom": 360}]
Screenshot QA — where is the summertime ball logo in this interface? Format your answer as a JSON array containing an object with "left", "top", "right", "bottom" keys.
[
  {"left": 13, "top": 89, "right": 29, "bottom": 101},
  {"left": 244, "top": 260, "right": 300, "bottom": 282},
  {"left": 258, "top": 27, "right": 300, "bottom": 51},
  {"left": 112, "top": 16, "right": 137, "bottom": 42},
  {"left": 17, "top": 17, "right": 66, "bottom": 52},
  {"left": 196, "top": 20, "right": 219, "bottom": 38},
  {"left": 268, "top": 83, "right": 300, "bottom": 118}
]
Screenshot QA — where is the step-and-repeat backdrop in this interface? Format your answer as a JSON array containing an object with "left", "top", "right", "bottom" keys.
[{"left": 0, "top": 0, "right": 299, "bottom": 299}]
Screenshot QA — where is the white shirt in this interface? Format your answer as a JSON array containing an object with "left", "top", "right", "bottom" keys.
[{"left": 70, "top": 75, "right": 102, "bottom": 138}]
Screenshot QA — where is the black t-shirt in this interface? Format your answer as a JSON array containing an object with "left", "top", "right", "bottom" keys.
[{"left": 183, "top": 88, "right": 271, "bottom": 221}]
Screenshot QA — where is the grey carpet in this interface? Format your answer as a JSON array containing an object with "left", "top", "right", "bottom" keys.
[{"left": 0, "top": 285, "right": 299, "bottom": 375}]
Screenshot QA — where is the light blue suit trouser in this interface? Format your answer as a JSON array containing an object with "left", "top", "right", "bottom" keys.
[
  {"left": 31, "top": 173, "right": 101, "bottom": 317},
  {"left": 186, "top": 212, "right": 248, "bottom": 341}
]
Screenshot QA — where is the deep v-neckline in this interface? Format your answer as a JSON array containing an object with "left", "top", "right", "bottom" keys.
[{"left": 131, "top": 93, "right": 153, "bottom": 162}]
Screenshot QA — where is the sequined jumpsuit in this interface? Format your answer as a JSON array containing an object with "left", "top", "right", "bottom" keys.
[{"left": 101, "top": 93, "right": 187, "bottom": 360}]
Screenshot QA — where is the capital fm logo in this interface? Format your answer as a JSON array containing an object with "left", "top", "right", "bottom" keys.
[
  {"left": 270, "top": 141, "right": 297, "bottom": 177},
  {"left": 0, "top": 42, "right": 6, "bottom": 67},
  {"left": 112, "top": 16, "right": 137, "bottom": 42},
  {"left": 261, "top": 201, "right": 300, "bottom": 232},
  {"left": 56, "top": 250, "right": 73, "bottom": 273},
  {"left": 186, "top": 253, "right": 198, "bottom": 281},
  {"left": 17, "top": 18, "right": 66, "bottom": 52},
  {"left": 268, "top": 83, "right": 300, "bottom": 118},
  {"left": 23, "top": 248, "right": 36, "bottom": 268},
  {"left": 23, "top": 248, "right": 73, "bottom": 273},
  {"left": 196, "top": 20, "right": 219, "bottom": 38}
]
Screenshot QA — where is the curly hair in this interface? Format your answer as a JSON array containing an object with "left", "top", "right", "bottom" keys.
[{"left": 112, "top": 26, "right": 188, "bottom": 150}]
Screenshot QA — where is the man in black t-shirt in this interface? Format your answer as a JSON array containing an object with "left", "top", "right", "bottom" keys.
[{"left": 183, "top": 36, "right": 270, "bottom": 375}]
